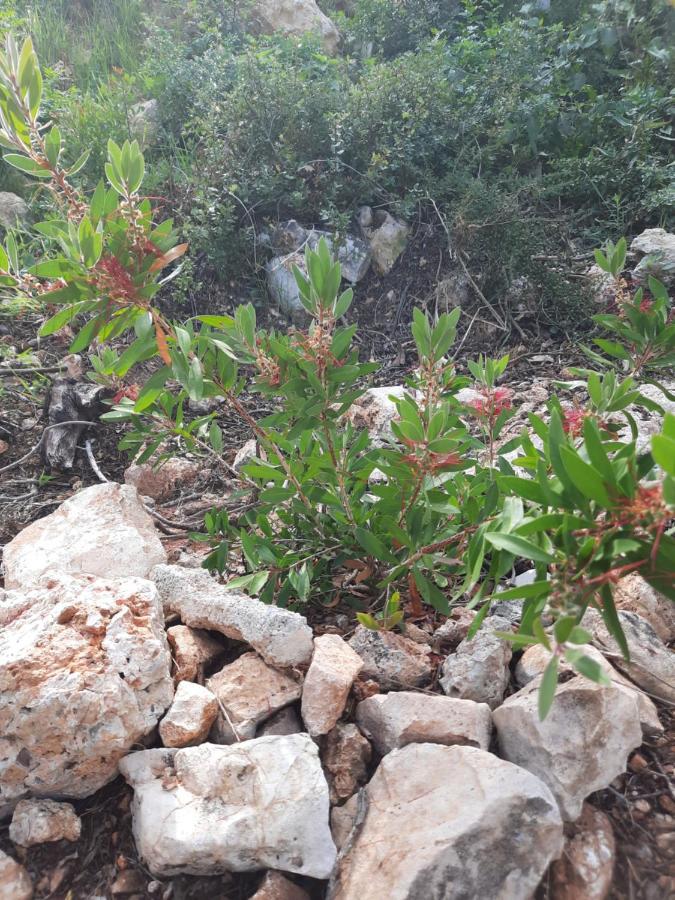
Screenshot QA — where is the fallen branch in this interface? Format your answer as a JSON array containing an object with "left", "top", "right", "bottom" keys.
[{"left": 0, "top": 420, "right": 99, "bottom": 475}]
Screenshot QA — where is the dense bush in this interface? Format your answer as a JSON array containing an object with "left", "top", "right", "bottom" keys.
[{"left": 1, "top": 37, "right": 673, "bottom": 717}]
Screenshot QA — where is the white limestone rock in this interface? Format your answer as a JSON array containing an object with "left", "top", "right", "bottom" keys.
[
  {"left": 159, "top": 681, "right": 219, "bottom": 748},
  {"left": 119, "top": 735, "right": 337, "bottom": 878},
  {"left": 9, "top": 799, "right": 81, "bottom": 847},
  {"left": 152, "top": 564, "right": 313, "bottom": 668},
  {"left": 206, "top": 652, "right": 302, "bottom": 742},
  {"left": 493, "top": 674, "right": 643, "bottom": 820},
  {"left": 329, "top": 744, "right": 563, "bottom": 900},
  {"left": 0, "top": 574, "right": 173, "bottom": 816},
  {"left": 355, "top": 691, "right": 492, "bottom": 755},
  {"left": 301, "top": 635, "right": 363, "bottom": 736},
  {"left": 2, "top": 483, "right": 166, "bottom": 590}
]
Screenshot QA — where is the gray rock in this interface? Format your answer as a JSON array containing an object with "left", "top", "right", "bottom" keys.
[
  {"left": 355, "top": 691, "right": 492, "bottom": 756},
  {"left": 631, "top": 228, "right": 675, "bottom": 285},
  {"left": 266, "top": 228, "right": 370, "bottom": 321},
  {"left": 329, "top": 744, "right": 563, "bottom": 900},
  {"left": 152, "top": 564, "right": 313, "bottom": 668},
  {"left": 589, "top": 609, "right": 675, "bottom": 704},
  {"left": 614, "top": 574, "right": 675, "bottom": 644},
  {"left": 0, "top": 191, "right": 28, "bottom": 230},
  {"left": 256, "top": 705, "right": 303, "bottom": 737},
  {"left": 439, "top": 615, "right": 513, "bottom": 709},
  {"left": 266, "top": 253, "right": 308, "bottom": 324},
  {"left": 128, "top": 99, "right": 160, "bottom": 148},
  {"left": 358, "top": 207, "right": 409, "bottom": 275},
  {"left": 493, "top": 673, "right": 643, "bottom": 820},
  {"left": 119, "top": 735, "right": 337, "bottom": 878},
  {"left": 348, "top": 625, "right": 433, "bottom": 689}
]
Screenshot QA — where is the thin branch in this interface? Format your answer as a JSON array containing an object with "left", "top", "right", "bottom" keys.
[{"left": 84, "top": 439, "right": 109, "bottom": 483}]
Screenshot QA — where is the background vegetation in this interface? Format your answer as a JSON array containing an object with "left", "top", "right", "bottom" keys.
[{"left": 0, "top": 0, "right": 673, "bottom": 327}]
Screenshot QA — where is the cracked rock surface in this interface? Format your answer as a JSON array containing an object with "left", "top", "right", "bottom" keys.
[
  {"left": 152, "top": 564, "right": 313, "bottom": 668},
  {"left": 119, "top": 734, "right": 337, "bottom": 879},
  {"left": 2, "top": 483, "right": 167, "bottom": 590},
  {"left": 0, "top": 573, "right": 173, "bottom": 815},
  {"left": 329, "top": 743, "right": 563, "bottom": 900}
]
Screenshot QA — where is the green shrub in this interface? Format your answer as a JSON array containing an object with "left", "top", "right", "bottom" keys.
[{"left": 1, "top": 37, "right": 673, "bottom": 720}]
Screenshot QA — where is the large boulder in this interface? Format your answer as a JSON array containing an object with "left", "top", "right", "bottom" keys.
[
  {"left": 119, "top": 735, "right": 337, "bottom": 878},
  {"left": 630, "top": 227, "right": 675, "bottom": 286},
  {"left": 301, "top": 634, "right": 363, "bottom": 736},
  {"left": 329, "top": 744, "right": 563, "bottom": 900},
  {"left": 0, "top": 573, "right": 173, "bottom": 815},
  {"left": 2, "top": 483, "right": 166, "bottom": 590},
  {"left": 0, "top": 191, "right": 28, "bottom": 230},
  {"left": 355, "top": 691, "right": 492, "bottom": 755},
  {"left": 439, "top": 615, "right": 513, "bottom": 709},
  {"left": 348, "top": 625, "right": 433, "bottom": 689},
  {"left": 493, "top": 674, "right": 642, "bottom": 820},
  {"left": 152, "top": 564, "right": 313, "bottom": 668},
  {"left": 250, "top": 0, "right": 340, "bottom": 55}
]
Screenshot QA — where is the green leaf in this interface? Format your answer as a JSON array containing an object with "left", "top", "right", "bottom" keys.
[
  {"left": 354, "top": 527, "right": 398, "bottom": 563},
  {"left": 356, "top": 612, "right": 380, "bottom": 631},
  {"left": 652, "top": 434, "right": 675, "bottom": 477},
  {"left": 538, "top": 656, "right": 559, "bottom": 720},
  {"left": 485, "top": 532, "right": 554, "bottom": 564},
  {"left": 567, "top": 626, "right": 592, "bottom": 645},
  {"left": 553, "top": 615, "right": 576, "bottom": 644},
  {"left": 559, "top": 445, "right": 611, "bottom": 505},
  {"left": 67, "top": 149, "right": 90, "bottom": 177},
  {"left": 224, "top": 571, "right": 270, "bottom": 594},
  {"left": 565, "top": 649, "right": 611, "bottom": 685},
  {"left": 3, "top": 153, "right": 51, "bottom": 177}
]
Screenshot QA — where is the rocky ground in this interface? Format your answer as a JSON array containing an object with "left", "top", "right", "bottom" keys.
[
  {"left": 0, "top": 380, "right": 674, "bottom": 899},
  {"left": 1, "top": 228, "right": 674, "bottom": 899}
]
